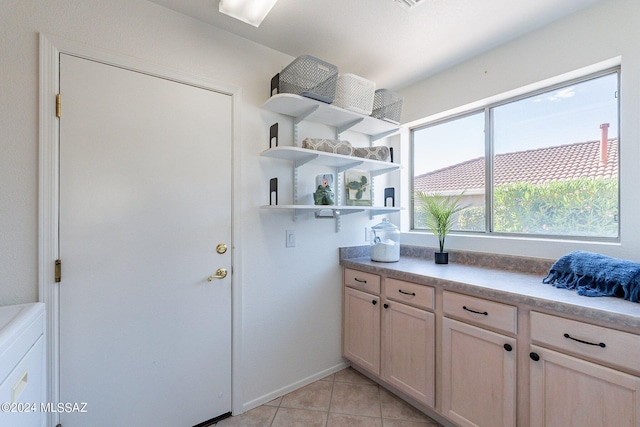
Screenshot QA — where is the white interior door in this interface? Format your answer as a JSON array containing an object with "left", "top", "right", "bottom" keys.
[{"left": 58, "top": 54, "right": 232, "bottom": 427}]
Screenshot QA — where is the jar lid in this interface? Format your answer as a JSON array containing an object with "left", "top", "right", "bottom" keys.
[{"left": 372, "top": 218, "right": 398, "bottom": 231}]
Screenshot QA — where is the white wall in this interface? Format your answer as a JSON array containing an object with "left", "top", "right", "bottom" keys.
[
  {"left": 398, "top": 0, "right": 640, "bottom": 262},
  {"left": 0, "top": 0, "right": 383, "bottom": 413},
  {"left": 4, "top": 0, "right": 633, "bottom": 415}
]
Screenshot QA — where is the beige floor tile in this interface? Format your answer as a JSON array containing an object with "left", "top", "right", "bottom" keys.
[
  {"left": 280, "top": 380, "right": 333, "bottom": 411},
  {"left": 271, "top": 407, "right": 328, "bottom": 427},
  {"left": 216, "top": 405, "right": 277, "bottom": 427},
  {"left": 320, "top": 372, "right": 336, "bottom": 382},
  {"left": 379, "top": 387, "right": 431, "bottom": 422},
  {"left": 330, "top": 382, "right": 381, "bottom": 418},
  {"left": 334, "top": 367, "right": 377, "bottom": 385},
  {"left": 220, "top": 368, "right": 444, "bottom": 427},
  {"left": 264, "top": 396, "right": 282, "bottom": 407},
  {"left": 382, "top": 419, "right": 440, "bottom": 427},
  {"left": 327, "top": 413, "right": 383, "bottom": 427}
]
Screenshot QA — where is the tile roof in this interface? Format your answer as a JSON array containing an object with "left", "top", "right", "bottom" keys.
[{"left": 414, "top": 139, "right": 618, "bottom": 193}]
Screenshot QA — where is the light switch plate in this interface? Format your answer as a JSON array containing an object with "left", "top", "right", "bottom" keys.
[{"left": 286, "top": 230, "right": 296, "bottom": 248}]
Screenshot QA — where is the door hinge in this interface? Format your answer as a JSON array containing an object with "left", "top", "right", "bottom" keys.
[
  {"left": 56, "top": 93, "right": 61, "bottom": 118},
  {"left": 55, "top": 259, "right": 62, "bottom": 283}
]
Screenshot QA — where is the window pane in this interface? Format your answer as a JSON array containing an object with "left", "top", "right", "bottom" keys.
[
  {"left": 413, "top": 112, "right": 485, "bottom": 231},
  {"left": 492, "top": 73, "right": 619, "bottom": 237}
]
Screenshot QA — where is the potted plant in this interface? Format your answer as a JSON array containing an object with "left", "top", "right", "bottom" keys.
[{"left": 416, "top": 192, "right": 467, "bottom": 264}]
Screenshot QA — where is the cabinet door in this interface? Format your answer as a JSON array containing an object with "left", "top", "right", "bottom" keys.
[
  {"left": 382, "top": 300, "right": 435, "bottom": 407},
  {"left": 442, "top": 317, "right": 516, "bottom": 427},
  {"left": 344, "top": 286, "right": 380, "bottom": 375},
  {"left": 530, "top": 345, "right": 640, "bottom": 427}
]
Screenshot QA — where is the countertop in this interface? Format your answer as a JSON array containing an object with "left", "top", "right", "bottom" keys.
[{"left": 340, "top": 255, "right": 640, "bottom": 331}]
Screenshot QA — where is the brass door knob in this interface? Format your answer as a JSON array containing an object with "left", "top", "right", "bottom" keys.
[
  {"left": 216, "top": 243, "right": 228, "bottom": 254},
  {"left": 208, "top": 268, "right": 228, "bottom": 281}
]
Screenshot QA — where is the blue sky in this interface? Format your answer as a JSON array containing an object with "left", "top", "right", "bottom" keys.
[{"left": 413, "top": 72, "right": 619, "bottom": 176}]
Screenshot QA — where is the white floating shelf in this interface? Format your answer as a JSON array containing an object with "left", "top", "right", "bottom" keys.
[
  {"left": 262, "top": 94, "right": 400, "bottom": 137},
  {"left": 260, "top": 146, "right": 400, "bottom": 175},
  {"left": 260, "top": 205, "right": 402, "bottom": 231},
  {"left": 261, "top": 205, "right": 400, "bottom": 211}
]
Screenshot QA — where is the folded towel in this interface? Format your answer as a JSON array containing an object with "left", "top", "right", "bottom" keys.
[
  {"left": 302, "top": 138, "right": 353, "bottom": 156},
  {"left": 352, "top": 146, "right": 391, "bottom": 162},
  {"left": 543, "top": 251, "right": 640, "bottom": 302}
]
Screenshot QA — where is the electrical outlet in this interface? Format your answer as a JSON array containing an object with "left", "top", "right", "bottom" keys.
[{"left": 286, "top": 230, "right": 296, "bottom": 248}]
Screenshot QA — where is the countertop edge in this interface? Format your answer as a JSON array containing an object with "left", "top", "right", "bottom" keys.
[{"left": 340, "top": 257, "right": 640, "bottom": 331}]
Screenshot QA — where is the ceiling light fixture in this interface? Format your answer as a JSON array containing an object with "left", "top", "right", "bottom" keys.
[
  {"left": 393, "top": 0, "right": 427, "bottom": 11},
  {"left": 219, "top": 0, "right": 279, "bottom": 27}
]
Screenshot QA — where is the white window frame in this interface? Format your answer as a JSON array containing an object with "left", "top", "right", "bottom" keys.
[{"left": 407, "top": 65, "right": 621, "bottom": 243}]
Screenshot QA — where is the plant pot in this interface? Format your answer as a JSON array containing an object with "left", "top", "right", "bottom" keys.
[{"left": 434, "top": 251, "right": 449, "bottom": 264}]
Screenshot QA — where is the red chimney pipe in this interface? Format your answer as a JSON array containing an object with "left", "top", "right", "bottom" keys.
[{"left": 600, "top": 123, "right": 610, "bottom": 164}]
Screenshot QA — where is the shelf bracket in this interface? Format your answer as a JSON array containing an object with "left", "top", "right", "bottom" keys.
[
  {"left": 337, "top": 161, "right": 364, "bottom": 173},
  {"left": 336, "top": 118, "right": 364, "bottom": 138},
  {"left": 370, "top": 129, "right": 399, "bottom": 143},
  {"left": 294, "top": 105, "right": 319, "bottom": 125},
  {"left": 314, "top": 208, "right": 336, "bottom": 218},
  {"left": 293, "top": 105, "right": 319, "bottom": 146},
  {"left": 294, "top": 153, "right": 319, "bottom": 168},
  {"left": 339, "top": 209, "right": 365, "bottom": 216}
]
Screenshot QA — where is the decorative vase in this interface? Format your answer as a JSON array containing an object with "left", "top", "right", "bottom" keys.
[{"left": 434, "top": 251, "right": 448, "bottom": 264}]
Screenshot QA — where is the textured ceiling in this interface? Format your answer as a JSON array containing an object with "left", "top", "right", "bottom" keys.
[{"left": 147, "top": 0, "right": 602, "bottom": 90}]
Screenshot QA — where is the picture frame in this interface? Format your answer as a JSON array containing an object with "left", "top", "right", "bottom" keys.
[{"left": 345, "top": 170, "right": 372, "bottom": 206}]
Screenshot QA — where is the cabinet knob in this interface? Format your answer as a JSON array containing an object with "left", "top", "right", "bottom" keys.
[
  {"left": 372, "top": 300, "right": 377, "bottom": 305},
  {"left": 503, "top": 343, "right": 513, "bottom": 352},
  {"left": 383, "top": 303, "right": 389, "bottom": 309},
  {"left": 530, "top": 352, "right": 540, "bottom": 362}
]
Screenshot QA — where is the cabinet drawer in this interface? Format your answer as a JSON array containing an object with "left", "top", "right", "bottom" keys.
[
  {"left": 531, "top": 311, "right": 640, "bottom": 373},
  {"left": 443, "top": 291, "right": 517, "bottom": 335},
  {"left": 384, "top": 278, "right": 434, "bottom": 311},
  {"left": 344, "top": 268, "right": 381, "bottom": 295}
]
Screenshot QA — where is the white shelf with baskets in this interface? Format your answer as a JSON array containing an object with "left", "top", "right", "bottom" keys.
[
  {"left": 261, "top": 94, "right": 402, "bottom": 231},
  {"left": 262, "top": 94, "right": 399, "bottom": 142}
]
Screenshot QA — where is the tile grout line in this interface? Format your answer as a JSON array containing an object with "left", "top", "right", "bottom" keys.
[{"left": 324, "top": 374, "right": 336, "bottom": 427}]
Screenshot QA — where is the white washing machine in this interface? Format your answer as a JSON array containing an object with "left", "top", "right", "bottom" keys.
[{"left": 0, "top": 303, "right": 46, "bottom": 427}]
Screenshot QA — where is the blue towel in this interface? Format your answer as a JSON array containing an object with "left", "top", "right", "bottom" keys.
[{"left": 543, "top": 251, "right": 640, "bottom": 302}]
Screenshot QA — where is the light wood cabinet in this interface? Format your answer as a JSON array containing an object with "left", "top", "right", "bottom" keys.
[
  {"left": 441, "top": 317, "right": 516, "bottom": 427},
  {"left": 529, "top": 312, "right": 640, "bottom": 427},
  {"left": 441, "top": 291, "right": 517, "bottom": 427},
  {"left": 529, "top": 345, "right": 640, "bottom": 427},
  {"left": 382, "top": 298, "right": 435, "bottom": 407},
  {"left": 343, "top": 270, "right": 435, "bottom": 406},
  {"left": 342, "top": 266, "right": 640, "bottom": 427},
  {"left": 344, "top": 285, "right": 380, "bottom": 375}
]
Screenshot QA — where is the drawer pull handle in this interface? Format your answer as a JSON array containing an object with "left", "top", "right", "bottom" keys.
[
  {"left": 398, "top": 289, "right": 416, "bottom": 296},
  {"left": 372, "top": 300, "right": 377, "bottom": 305},
  {"left": 354, "top": 278, "right": 367, "bottom": 283},
  {"left": 463, "top": 306, "right": 488, "bottom": 316},
  {"left": 530, "top": 352, "right": 540, "bottom": 361},
  {"left": 384, "top": 303, "right": 389, "bottom": 309},
  {"left": 504, "top": 343, "right": 513, "bottom": 352},
  {"left": 563, "top": 333, "right": 606, "bottom": 348}
]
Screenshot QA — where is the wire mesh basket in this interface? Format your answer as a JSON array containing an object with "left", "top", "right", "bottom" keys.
[
  {"left": 332, "top": 73, "right": 376, "bottom": 115},
  {"left": 371, "top": 89, "right": 403, "bottom": 124},
  {"left": 276, "top": 55, "right": 338, "bottom": 103}
]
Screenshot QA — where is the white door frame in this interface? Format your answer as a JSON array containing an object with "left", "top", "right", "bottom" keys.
[{"left": 38, "top": 33, "right": 244, "bottom": 427}]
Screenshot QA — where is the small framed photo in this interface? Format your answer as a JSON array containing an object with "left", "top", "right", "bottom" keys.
[{"left": 345, "top": 170, "right": 372, "bottom": 206}]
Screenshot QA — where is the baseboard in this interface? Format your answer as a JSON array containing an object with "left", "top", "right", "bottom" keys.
[{"left": 241, "top": 361, "right": 350, "bottom": 413}]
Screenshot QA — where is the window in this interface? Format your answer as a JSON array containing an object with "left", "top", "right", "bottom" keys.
[{"left": 412, "top": 69, "right": 619, "bottom": 239}]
